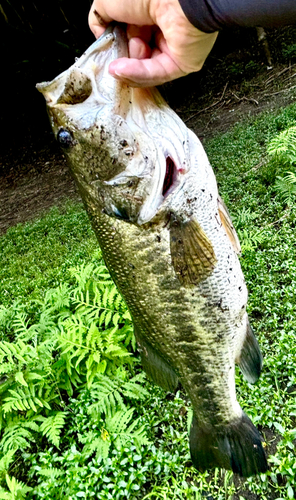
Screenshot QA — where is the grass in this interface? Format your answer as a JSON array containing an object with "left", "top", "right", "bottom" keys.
[
  {"left": 0, "top": 202, "right": 97, "bottom": 307},
  {"left": 1, "top": 101, "right": 296, "bottom": 499}
]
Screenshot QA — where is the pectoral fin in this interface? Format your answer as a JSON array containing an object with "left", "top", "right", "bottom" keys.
[
  {"left": 218, "top": 196, "right": 241, "bottom": 254},
  {"left": 135, "top": 326, "right": 178, "bottom": 392},
  {"left": 170, "top": 216, "right": 217, "bottom": 287}
]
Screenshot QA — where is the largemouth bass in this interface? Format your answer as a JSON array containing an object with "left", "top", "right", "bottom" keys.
[{"left": 37, "top": 25, "right": 268, "bottom": 477}]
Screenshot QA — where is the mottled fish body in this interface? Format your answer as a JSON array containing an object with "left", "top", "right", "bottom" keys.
[{"left": 37, "top": 25, "right": 267, "bottom": 477}]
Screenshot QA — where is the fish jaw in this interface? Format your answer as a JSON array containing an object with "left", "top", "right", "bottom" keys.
[{"left": 36, "top": 25, "right": 130, "bottom": 120}]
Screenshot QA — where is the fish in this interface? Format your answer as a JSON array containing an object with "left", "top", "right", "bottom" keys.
[{"left": 37, "top": 24, "right": 268, "bottom": 477}]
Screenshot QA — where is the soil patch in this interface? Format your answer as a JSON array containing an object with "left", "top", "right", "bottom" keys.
[{"left": 0, "top": 134, "right": 79, "bottom": 234}]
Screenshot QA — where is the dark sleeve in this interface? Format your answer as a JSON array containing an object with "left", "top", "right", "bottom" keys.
[{"left": 178, "top": 0, "right": 296, "bottom": 33}]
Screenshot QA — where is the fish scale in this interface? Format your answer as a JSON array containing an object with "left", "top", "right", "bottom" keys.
[{"left": 37, "top": 24, "right": 268, "bottom": 477}]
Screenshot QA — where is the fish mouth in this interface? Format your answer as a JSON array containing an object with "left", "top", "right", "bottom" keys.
[
  {"left": 137, "top": 143, "right": 187, "bottom": 225},
  {"left": 162, "top": 156, "right": 178, "bottom": 198},
  {"left": 36, "top": 24, "right": 128, "bottom": 113}
]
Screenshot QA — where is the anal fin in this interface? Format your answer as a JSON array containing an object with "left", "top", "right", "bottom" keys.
[
  {"left": 237, "top": 319, "right": 263, "bottom": 384},
  {"left": 135, "top": 326, "right": 178, "bottom": 392}
]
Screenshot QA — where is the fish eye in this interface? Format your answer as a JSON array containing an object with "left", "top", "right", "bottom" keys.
[{"left": 57, "top": 128, "right": 74, "bottom": 148}]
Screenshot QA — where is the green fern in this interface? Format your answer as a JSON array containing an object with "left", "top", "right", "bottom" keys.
[
  {"left": 3, "top": 384, "right": 51, "bottom": 414},
  {"left": 237, "top": 227, "right": 267, "bottom": 252},
  {"left": 267, "top": 126, "right": 296, "bottom": 167},
  {"left": 232, "top": 207, "right": 267, "bottom": 251},
  {"left": 0, "top": 474, "right": 32, "bottom": 500},
  {"left": 0, "top": 340, "right": 31, "bottom": 366},
  {"left": 0, "top": 262, "right": 140, "bottom": 477},
  {"left": 105, "top": 408, "right": 150, "bottom": 451},
  {"left": 39, "top": 412, "right": 66, "bottom": 447},
  {"left": 0, "top": 451, "right": 16, "bottom": 478},
  {"left": 70, "top": 262, "right": 110, "bottom": 291},
  {"left": 58, "top": 304, "right": 133, "bottom": 387},
  {"left": 36, "top": 468, "right": 64, "bottom": 478},
  {"left": 0, "top": 419, "right": 40, "bottom": 453},
  {"left": 43, "top": 284, "right": 71, "bottom": 312},
  {"left": 87, "top": 372, "right": 149, "bottom": 418},
  {"left": 79, "top": 430, "right": 111, "bottom": 460},
  {"left": 80, "top": 408, "right": 150, "bottom": 460},
  {"left": 274, "top": 171, "right": 296, "bottom": 206}
]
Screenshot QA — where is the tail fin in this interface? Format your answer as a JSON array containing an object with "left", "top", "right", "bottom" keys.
[{"left": 190, "top": 412, "right": 268, "bottom": 477}]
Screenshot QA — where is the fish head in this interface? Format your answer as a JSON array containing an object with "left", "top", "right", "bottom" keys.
[{"left": 37, "top": 25, "right": 191, "bottom": 225}]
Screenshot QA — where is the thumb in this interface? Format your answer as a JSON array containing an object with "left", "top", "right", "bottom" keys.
[{"left": 88, "top": 1, "right": 112, "bottom": 38}]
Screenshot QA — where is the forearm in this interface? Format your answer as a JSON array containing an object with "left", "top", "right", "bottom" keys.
[{"left": 179, "top": 0, "right": 296, "bottom": 33}]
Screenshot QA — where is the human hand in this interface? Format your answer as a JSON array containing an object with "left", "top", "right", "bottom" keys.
[{"left": 88, "top": 0, "right": 218, "bottom": 87}]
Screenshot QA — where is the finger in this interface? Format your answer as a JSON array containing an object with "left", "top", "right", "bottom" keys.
[
  {"left": 126, "top": 24, "right": 153, "bottom": 44},
  {"left": 88, "top": 1, "right": 112, "bottom": 38},
  {"left": 128, "top": 37, "right": 152, "bottom": 60},
  {"left": 108, "top": 52, "right": 186, "bottom": 88}
]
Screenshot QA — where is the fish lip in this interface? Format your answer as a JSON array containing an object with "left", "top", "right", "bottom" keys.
[
  {"left": 79, "top": 23, "right": 128, "bottom": 61},
  {"left": 36, "top": 24, "right": 128, "bottom": 107}
]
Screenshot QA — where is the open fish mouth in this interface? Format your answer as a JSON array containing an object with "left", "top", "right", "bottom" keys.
[
  {"left": 163, "top": 157, "right": 177, "bottom": 197},
  {"left": 136, "top": 129, "right": 190, "bottom": 225}
]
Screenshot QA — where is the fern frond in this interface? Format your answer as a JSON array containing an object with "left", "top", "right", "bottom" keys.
[
  {"left": 0, "top": 424, "right": 35, "bottom": 453},
  {"left": 0, "top": 450, "right": 16, "bottom": 475},
  {"left": 2, "top": 474, "right": 32, "bottom": 499},
  {"left": 3, "top": 384, "right": 51, "bottom": 414},
  {"left": 0, "top": 363, "right": 14, "bottom": 377},
  {"left": 87, "top": 376, "right": 126, "bottom": 417},
  {"left": 267, "top": 126, "right": 296, "bottom": 167},
  {"left": 80, "top": 431, "right": 111, "bottom": 460},
  {"left": 70, "top": 262, "right": 96, "bottom": 290},
  {"left": 85, "top": 322, "right": 102, "bottom": 350},
  {"left": 11, "top": 313, "right": 30, "bottom": 338},
  {"left": 105, "top": 409, "right": 150, "bottom": 451},
  {"left": 44, "top": 284, "right": 70, "bottom": 311},
  {"left": 0, "top": 307, "right": 12, "bottom": 330},
  {"left": 36, "top": 467, "right": 64, "bottom": 478},
  {"left": 0, "top": 341, "right": 27, "bottom": 365},
  {"left": 275, "top": 171, "right": 296, "bottom": 206},
  {"left": 104, "top": 342, "right": 131, "bottom": 359},
  {"left": 237, "top": 228, "right": 268, "bottom": 252},
  {"left": 122, "top": 374, "right": 149, "bottom": 400},
  {"left": 105, "top": 408, "right": 135, "bottom": 435},
  {"left": 39, "top": 412, "right": 66, "bottom": 447}
]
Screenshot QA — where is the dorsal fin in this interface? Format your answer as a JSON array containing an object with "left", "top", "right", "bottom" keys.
[
  {"left": 217, "top": 196, "right": 241, "bottom": 254},
  {"left": 170, "top": 215, "right": 217, "bottom": 287}
]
